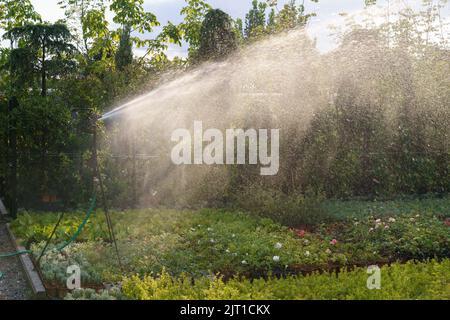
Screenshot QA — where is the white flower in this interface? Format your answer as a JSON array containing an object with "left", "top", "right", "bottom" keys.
[
  {"left": 303, "top": 239, "right": 310, "bottom": 245},
  {"left": 273, "top": 256, "right": 280, "bottom": 262},
  {"left": 207, "top": 227, "right": 213, "bottom": 232},
  {"left": 384, "top": 225, "right": 390, "bottom": 230},
  {"left": 388, "top": 218, "right": 396, "bottom": 223},
  {"left": 375, "top": 219, "right": 382, "bottom": 223},
  {"left": 210, "top": 239, "right": 215, "bottom": 243},
  {"left": 325, "top": 249, "right": 332, "bottom": 254},
  {"left": 416, "top": 214, "right": 420, "bottom": 218},
  {"left": 369, "top": 228, "right": 374, "bottom": 232},
  {"left": 231, "top": 234, "right": 236, "bottom": 238},
  {"left": 225, "top": 249, "right": 230, "bottom": 253},
  {"left": 241, "top": 260, "right": 247, "bottom": 265},
  {"left": 305, "top": 251, "right": 311, "bottom": 257},
  {"left": 274, "top": 242, "right": 283, "bottom": 249}
]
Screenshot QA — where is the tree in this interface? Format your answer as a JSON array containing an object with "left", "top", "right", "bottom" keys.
[
  {"left": 58, "top": 0, "right": 109, "bottom": 58},
  {"left": 5, "top": 23, "right": 77, "bottom": 97},
  {"left": 110, "top": 0, "right": 160, "bottom": 68},
  {"left": 0, "top": 0, "right": 40, "bottom": 217},
  {"left": 235, "top": 18, "right": 244, "bottom": 40},
  {"left": 267, "top": 8, "right": 276, "bottom": 32},
  {"left": 115, "top": 24, "right": 132, "bottom": 70},
  {"left": 163, "top": 0, "right": 211, "bottom": 60},
  {"left": 274, "top": 0, "right": 318, "bottom": 32},
  {"left": 110, "top": 0, "right": 158, "bottom": 34},
  {"left": 244, "top": 0, "right": 267, "bottom": 38},
  {"left": 0, "top": 0, "right": 41, "bottom": 32},
  {"left": 198, "top": 9, "right": 238, "bottom": 61}
]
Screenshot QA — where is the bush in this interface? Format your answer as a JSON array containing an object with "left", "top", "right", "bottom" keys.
[
  {"left": 234, "top": 185, "right": 329, "bottom": 227},
  {"left": 121, "top": 260, "right": 450, "bottom": 300},
  {"left": 65, "top": 287, "right": 124, "bottom": 300},
  {"left": 12, "top": 202, "right": 450, "bottom": 290}
]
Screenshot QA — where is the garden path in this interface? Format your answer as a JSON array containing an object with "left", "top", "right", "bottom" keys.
[{"left": 0, "top": 222, "right": 30, "bottom": 300}]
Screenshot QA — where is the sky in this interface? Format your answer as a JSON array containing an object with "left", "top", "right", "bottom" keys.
[{"left": 9, "top": 0, "right": 450, "bottom": 57}]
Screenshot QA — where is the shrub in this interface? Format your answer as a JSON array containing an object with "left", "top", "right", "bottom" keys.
[
  {"left": 65, "top": 287, "right": 124, "bottom": 300},
  {"left": 121, "top": 260, "right": 450, "bottom": 300},
  {"left": 234, "top": 185, "right": 329, "bottom": 227}
]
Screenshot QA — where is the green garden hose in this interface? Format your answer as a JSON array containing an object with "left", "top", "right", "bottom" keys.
[
  {"left": 0, "top": 196, "right": 96, "bottom": 280},
  {"left": 53, "top": 195, "right": 97, "bottom": 252},
  {"left": 0, "top": 250, "right": 32, "bottom": 258}
]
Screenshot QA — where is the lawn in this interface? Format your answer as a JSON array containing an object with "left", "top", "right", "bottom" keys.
[{"left": 10, "top": 197, "right": 450, "bottom": 300}]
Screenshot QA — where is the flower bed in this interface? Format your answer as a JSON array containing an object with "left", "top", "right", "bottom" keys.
[
  {"left": 9, "top": 199, "right": 450, "bottom": 296},
  {"left": 66, "top": 260, "right": 450, "bottom": 300}
]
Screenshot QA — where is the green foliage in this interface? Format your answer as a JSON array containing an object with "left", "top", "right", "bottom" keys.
[
  {"left": 245, "top": 0, "right": 268, "bottom": 38},
  {"left": 1, "top": 0, "right": 449, "bottom": 240},
  {"left": 243, "top": 0, "right": 318, "bottom": 39},
  {"left": 121, "top": 260, "right": 450, "bottom": 300},
  {"left": 31, "top": 241, "right": 105, "bottom": 285},
  {"left": 110, "top": 0, "right": 159, "bottom": 33},
  {"left": 65, "top": 287, "right": 123, "bottom": 300},
  {"left": 176, "top": 0, "right": 212, "bottom": 58},
  {"left": 58, "top": 0, "right": 109, "bottom": 56},
  {"left": 276, "top": 0, "right": 318, "bottom": 31},
  {"left": 10, "top": 199, "right": 450, "bottom": 289},
  {"left": 322, "top": 213, "right": 450, "bottom": 264},
  {"left": 115, "top": 25, "right": 132, "bottom": 70},
  {"left": 234, "top": 185, "right": 329, "bottom": 227},
  {"left": 5, "top": 23, "right": 77, "bottom": 96},
  {"left": 323, "top": 196, "right": 450, "bottom": 221},
  {"left": 198, "top": 9, "right": 238, "bottom": 61},
  {"left": 0, "top": 0, "right": 41, "bottom": 31}
]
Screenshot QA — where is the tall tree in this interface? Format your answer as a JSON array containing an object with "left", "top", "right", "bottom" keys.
[
  {"left": 5, "top": 23, "right": 77, "bottom": 96},
  {"left": 0, "top": 0, "right": 41, "bottom": 32},
  {"left": 163, "top": 0, "right": 211, "bottom": 60},
  {"left": 244, "top": 0, "right": 267, "bottom": 38},
  {"left": 0, "top": 0, "right": 40, "bottom": 217},
  {"left": 198, "top": 9, "right": 238, "bottom": 61},
  {"left": 115, "top": 24, "right": 132, "bottom": 70},
  {"left": 58, "top": 0, "right": 109, "bottom": 59},
  {"left": 274, "top": 0, "right": 318, "bottom": 32},
  {"left": 110, "top": 0, "right": 160, "bottom": 68}
]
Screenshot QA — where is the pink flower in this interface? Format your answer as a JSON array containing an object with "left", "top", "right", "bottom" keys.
[
  {"left": 444, "top": 220, "right": 450, "bottom": 227},
  {"left": 294, "top": 229, "right": 306, "bottom": 238},
  {"left": 330, "top": 239, "right": 338, "bottom": 246}
]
